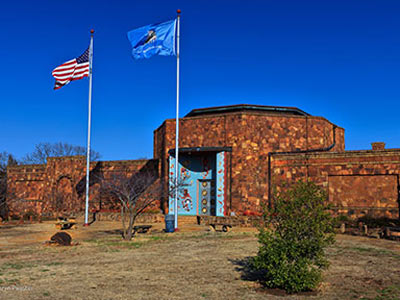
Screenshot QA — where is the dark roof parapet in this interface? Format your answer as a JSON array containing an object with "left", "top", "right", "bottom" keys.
[{"left": 184, "top": 104, "right": 310, "bottom": 118}]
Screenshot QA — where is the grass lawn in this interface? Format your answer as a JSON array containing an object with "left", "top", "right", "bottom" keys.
[{"left": 0, "top": 221, "right": 400, "bottom": 299}]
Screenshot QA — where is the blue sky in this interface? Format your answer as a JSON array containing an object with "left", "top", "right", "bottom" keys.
[{"left": 1, "top": 0, "right": 399, "bottom": 161}]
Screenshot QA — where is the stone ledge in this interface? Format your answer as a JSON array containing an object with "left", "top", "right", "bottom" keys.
[
  {"left": 274, "top": 149, "right": 400, "bottom": 160},
  {"left": 48, "top": 156, "right": 86, "bottom": 160},
  {"left": 274, "top": 161, "right": 400, "bottom": 168},
  {"left": 7, "top": 164, "right": 46, "bottom": 170},
  {"left": 198, "top": 215, "right": 263, "bottom": 227}
]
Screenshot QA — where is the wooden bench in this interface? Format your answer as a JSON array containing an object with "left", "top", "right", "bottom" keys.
[
  {"left": 384, "top": 227, "right": 400, "bottom": 240},
  {"left": 55, "top": 217, "right": 77, "bottom": 230},
  {"left": 133, "top": 225, "right": 152, "bottom": 234},
  {"left": 209, "top": 223, "right": 232, "bottom": 232}
]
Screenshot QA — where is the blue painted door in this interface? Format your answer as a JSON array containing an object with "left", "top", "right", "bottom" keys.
[{"left": 169, "top": 153, "right": 215, "bottom": 216}]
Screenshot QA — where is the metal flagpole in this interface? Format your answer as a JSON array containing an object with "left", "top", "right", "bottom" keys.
[
  {"left": 174, "top": 10, "right": 181, "bottom": 230},
  {"left": 84, "top": 29, "right": 94, "bottom": 226}
]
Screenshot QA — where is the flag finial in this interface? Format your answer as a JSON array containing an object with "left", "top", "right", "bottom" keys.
[
  {"left": 177, "top": 9, "right": 181, "bottom": 14},
  {"left": 90, "top": 29, "right": 94, "bottom": 35}
]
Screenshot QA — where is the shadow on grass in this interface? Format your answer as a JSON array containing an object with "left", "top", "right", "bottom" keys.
[
  {"left": 229, "top": 257, "right": 265, "bottom": 282},
  {"left": 98, "top": 229, "right": 167, "bottom": 239},
  {"left": 229, "top": 257, "right": 318, "bottom": 297},
  {"left": 98, "top": 229, "right": 124, "bottom": 237}
]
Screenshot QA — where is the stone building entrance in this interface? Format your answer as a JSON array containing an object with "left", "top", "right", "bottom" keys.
[{"left": 168, "top": 147, "right": 230, "bottom": 217}]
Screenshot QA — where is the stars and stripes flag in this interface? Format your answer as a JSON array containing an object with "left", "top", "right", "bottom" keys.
[{"left": 52, "top": 47, "right": 90, "bottom": 90}]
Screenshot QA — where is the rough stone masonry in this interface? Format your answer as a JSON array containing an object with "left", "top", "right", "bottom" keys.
[{"left": 6, "top": 104, "right": 400, "bottom": 219}]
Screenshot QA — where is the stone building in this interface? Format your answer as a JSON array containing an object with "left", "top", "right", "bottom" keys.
[{"left": 6, "top": 104, "right": 400, "bottom": 219}]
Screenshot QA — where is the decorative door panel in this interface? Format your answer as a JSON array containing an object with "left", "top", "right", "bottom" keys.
[
  {"left": 198, "top": 180, "right": 215, "bottom": 216},
  {"left": 169, "top": 153, "right": 215, "bottom": 216}
]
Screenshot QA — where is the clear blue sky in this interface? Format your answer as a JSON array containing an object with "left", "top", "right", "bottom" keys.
[{"left": 1, "top": 0, "right": 399, "bottom": 161}]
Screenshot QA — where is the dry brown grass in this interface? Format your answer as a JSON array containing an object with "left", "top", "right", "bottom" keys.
[{"left": 0, "top": 221, "right": 400, "bottom": 299}]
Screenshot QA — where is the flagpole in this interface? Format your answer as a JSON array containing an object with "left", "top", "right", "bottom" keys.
[
  {"left": 84, "top": 29, "right": 94, "bottom": 226},
  {"left": 174, "top": 10, "right": 181, "bottom": 230}
]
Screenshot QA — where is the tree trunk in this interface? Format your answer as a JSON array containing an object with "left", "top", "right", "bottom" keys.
[
  {"left": 123, "top": 210, "right": 135, "bottom": 241},
  {"left": 121, "top": 206, "right": 127, "bottom": 239}
]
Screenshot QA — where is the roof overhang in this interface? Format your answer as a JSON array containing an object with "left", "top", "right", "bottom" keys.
[
  {"left": 168, "top": 147, "right": 232, "bottom": 155},
  {"left": 185, "top": 104, "right": 310, "bottom": 118}
]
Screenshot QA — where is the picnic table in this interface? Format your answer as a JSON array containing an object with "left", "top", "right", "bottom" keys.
[
  {"left": 384, "top": 226, "right": 400, "bottom": 240},
  {"left": 55, "top": 217, "right": 77, "bottom": 230}
]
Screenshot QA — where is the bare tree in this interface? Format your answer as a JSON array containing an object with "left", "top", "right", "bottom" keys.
[
  {"left": 21, "top": 142, "right": 101, "bottom": 164},
  {"left": 99, "top": 166, "right": 160, "bottom": 240},
  {"left": 98, "top": 160, "right": 186, "bottom": 241},
  {"left": 0, "top": 151, "right": 18, "bottom": 171}
]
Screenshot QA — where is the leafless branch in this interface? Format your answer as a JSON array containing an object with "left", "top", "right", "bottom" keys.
[
  {"left": 21, "top": 142, "right": 101, "bottom": 164},
  {"left": 99, "top": 166, "right": 160, "bottom": 240}
]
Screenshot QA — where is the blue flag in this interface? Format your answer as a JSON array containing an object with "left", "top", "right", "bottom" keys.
[{"left": 127, "top": 19, "right": 177, "bottom": 59}]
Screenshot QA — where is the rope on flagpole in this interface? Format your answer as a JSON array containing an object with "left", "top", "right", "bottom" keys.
[
  {"left": 174, "top": 10, "right": 181, "bottom": 231},
  {"left": 84, "top": 29, "right": 94, "bottom": 227}
]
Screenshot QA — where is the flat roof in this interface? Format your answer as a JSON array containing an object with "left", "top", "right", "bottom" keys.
[{"left": 184, "top": 104, "right": 310, "bottom": 118}]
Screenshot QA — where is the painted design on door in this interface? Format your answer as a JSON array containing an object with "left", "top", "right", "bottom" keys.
[
  {"left": 216, "top": 151, "right": 226, "bottom": 216},
  {"left": 169, "top": 152, "right": 226, "bottom": 216},
  {"left": 181, "top": 189, "right": 193, "bottom": 212},
  {"left": 169, "top": 155, "right": 176, "bottom": 214}
]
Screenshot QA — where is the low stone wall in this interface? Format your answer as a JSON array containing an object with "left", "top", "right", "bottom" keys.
[
  {"left": 95, "top": 212, "right": 164, "bottom": 223},
  {"left": 198, "top": 215, "right": 263, "bottom": 227},
  {"left": 88, "top": 213, "right": 263, "bottom": 227}
]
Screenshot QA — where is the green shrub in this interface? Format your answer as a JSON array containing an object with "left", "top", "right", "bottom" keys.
[
  {"left": 334, "top": 214, "right": 351, "bottom": 224},
  {"left": 252, "top": 181, "right": 335, "bottom": 293},
  {"left": 333, "top": 214, "right": 355, "bottom": 228}
]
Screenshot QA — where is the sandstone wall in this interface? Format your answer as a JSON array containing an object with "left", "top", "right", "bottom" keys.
[
  {"left": 154, "top": 112, "right": 345, "bottom": 215},
  {"left": 272, "top": 149, "right": 400, "bottom": 218},
  {"left": 9, "top": 109, "right": 397, "bottom": 221},
  {"left": 6, "top": 157, "right": 159, "bottom": 218},
  {"left": 7, "top": 164, "right": 46, "bottom": 217}
]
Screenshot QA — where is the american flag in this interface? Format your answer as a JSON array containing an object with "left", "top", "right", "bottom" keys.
[{"left": 52, "top": 47, "right": 90, "bottom": 90}]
